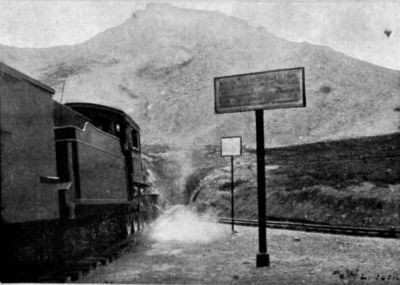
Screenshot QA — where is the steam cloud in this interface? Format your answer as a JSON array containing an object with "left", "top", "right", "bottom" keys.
[{"left": 148, "top": 205, "right": 228, "bottom": 243}]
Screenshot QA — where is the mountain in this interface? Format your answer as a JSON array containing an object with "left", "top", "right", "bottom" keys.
[{"left": 1, "top": 3, "right": 399, "bottom": 148}]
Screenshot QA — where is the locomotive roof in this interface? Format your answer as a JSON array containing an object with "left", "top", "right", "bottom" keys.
[
  {"left": 65, "top": 102, "right": 140, "bottom": 131},
  {"left": 0, "top": 62, "right": 55, "bottom": 94}
]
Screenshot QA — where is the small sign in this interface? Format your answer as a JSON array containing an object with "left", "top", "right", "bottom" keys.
[
  {"left": 214, "top": 67, "right": 305, "bottom": 114},
  {"left": 221, "top": 136, "right": 242, "bottom": 157}
]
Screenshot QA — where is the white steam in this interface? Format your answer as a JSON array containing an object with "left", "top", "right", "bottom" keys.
[{"left": 148, "top": 205, "right": 228, "bottom": 243}]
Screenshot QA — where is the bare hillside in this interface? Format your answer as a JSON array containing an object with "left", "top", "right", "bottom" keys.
[{"left": 1, "top": 3, "right": 399, "bottom": 148}]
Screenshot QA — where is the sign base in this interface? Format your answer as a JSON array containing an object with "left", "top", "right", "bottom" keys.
[{"left": 256, "top": 253, "right": 270, "bottom": 267}]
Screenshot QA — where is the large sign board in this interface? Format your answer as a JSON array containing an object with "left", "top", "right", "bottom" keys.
[
  {"left": 214, "top": 67, "right": 305, "bottom": 114},
  {"left": 221, "top": 136, "right": 242, "bottom": 157}
]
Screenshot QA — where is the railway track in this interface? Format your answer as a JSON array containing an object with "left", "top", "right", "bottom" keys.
[
  {"left": 219, "top": 218, "right": 400, "bottom": 238},
  {"left": 35, "top": 236, "right": 138, "bottom": 283},
  {"left": 31, "top": 217, "right": 398, "bottom": 282}
]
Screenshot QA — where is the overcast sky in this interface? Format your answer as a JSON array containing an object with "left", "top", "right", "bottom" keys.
[{"left": 1, "top": 1, "right": 399, "bottom": 70}]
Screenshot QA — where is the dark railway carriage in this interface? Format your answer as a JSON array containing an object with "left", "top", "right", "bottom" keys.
[
  {"left": 0, "top": 62, "right": 152, "bottom": 281},
  {"left": 0, "top": 62, "right": 59, "bottom": 223}
]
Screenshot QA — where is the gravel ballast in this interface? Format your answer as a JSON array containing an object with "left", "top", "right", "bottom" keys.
[{"left": 79, "top": 225, "right": 400, "bottom": 284}]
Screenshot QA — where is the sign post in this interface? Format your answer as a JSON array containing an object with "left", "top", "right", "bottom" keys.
[
  {"left": 255, "top": 110, "right": 268, "bottom": 266},
  {"left": 230, "top": 155, "right": 234, "bottom": 232},
  {"left": 214, "top": 67, "right": 306, "bottom": 267},
  {"left": 221, "top": 136, "right": 242, "bottom": 233}
]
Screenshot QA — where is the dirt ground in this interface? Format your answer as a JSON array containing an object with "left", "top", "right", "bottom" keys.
[{"left": 79, "top": 225, "right": 400, "bottom": 284}]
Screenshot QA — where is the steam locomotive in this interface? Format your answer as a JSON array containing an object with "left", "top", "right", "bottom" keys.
[{"left": 0, "top": 62, "right": 155, "bottom": 281}]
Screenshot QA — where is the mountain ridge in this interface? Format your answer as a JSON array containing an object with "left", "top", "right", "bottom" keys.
[{"left": 1, "top": 3, "right": 399, "bottom": 148}]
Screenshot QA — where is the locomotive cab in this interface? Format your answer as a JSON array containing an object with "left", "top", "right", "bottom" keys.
[
  {"left": 53, "top": 102, "right": 147, "bottom": 212},
  {"left": 65, "top": 103, "right": 146, "bottom": 198},
  {"left": 65, "top": 103, "right": 141, "bottom": 153}
]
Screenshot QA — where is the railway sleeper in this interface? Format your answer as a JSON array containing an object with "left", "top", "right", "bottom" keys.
[
  {"left": 78, "top": 259, "right": 101, "bottom": 268},
  {"left": 66, "top": 263, "right": 92, "bottom": 274},
  {"left": 37, "top": 274, "right": 73, "bottom": 283},
  {"left": 63, "top": 271, "right": 83, "bottom": 282},
  {"left": 39, "top": 255, "right": 114, "bottom": 282},
  {"left": 85, "top": 256, "right": 110, "bottom": 266}
]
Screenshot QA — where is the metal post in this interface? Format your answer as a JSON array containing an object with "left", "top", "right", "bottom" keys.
[
  {"left": 255, "top": 110, "right": 270, "bottom": 267},
  {"left": 231, "top": 156, "right": 235, "bottom": 233}
]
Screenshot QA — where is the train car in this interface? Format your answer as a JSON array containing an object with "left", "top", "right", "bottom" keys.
[{"left": 0, "top": 62, "right": 153, "bottom": 281}]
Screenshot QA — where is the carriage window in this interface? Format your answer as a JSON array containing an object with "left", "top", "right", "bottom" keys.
[{"left": 131, "top": 130, "right": 140, "bottom": 149}]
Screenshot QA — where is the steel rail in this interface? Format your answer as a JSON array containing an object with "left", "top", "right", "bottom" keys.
[{"left": 218, "top": 218, "right": 399, "bottom": 238}]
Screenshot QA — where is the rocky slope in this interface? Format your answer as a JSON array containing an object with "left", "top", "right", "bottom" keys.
[
  {"left": 0, "top": 3, "right": 399, "bottom": 149},
  {"left": 191, "top": 134, "right": 400, "bottom": 228}
]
